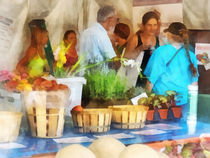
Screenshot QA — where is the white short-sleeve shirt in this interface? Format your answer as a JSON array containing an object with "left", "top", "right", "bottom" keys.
[{"left": 79, "top": 22, "right": 116, "bottom": 65}]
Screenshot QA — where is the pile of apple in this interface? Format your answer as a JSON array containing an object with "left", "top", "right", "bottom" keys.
[{"left": 33, "top": 77, "right": 68, "bottom": 91}]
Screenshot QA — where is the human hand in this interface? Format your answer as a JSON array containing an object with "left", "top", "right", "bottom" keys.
[
  {"left": 154, "top": 9, "right": 161, "bottom": 18},
  {"left": 108, "top": 57, "right": 121, "bottom": 70},
  {"left": 137, "top": 44, "right": 151, "bottom": 52}
]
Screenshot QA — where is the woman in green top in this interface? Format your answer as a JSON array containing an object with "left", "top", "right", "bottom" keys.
[{"left": 16, "top": 27, "right": 49, "bottom": 78}]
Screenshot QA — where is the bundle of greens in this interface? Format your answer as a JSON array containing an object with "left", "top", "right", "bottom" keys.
[{"left": 83, "top": 69, "right": 127, "bottom": 101}]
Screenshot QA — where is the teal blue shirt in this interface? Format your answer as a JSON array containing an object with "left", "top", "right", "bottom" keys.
[{"left": 144, "top": 44, "right": 199, "bottom": 105}]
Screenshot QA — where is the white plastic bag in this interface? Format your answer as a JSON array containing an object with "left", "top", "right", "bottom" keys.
[{"left": 117, "top": 51, "right": 144, "bottom": 89}]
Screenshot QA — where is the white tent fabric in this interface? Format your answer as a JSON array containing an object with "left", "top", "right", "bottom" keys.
[
  {"left": 45, "top": 0, "right": 83, "bottom": 47},
  {"left": 183, "top": 0, "right": 210, "bottom": 29},
  {"left": 0, "top": 0, "right": 132, "bottom": 71},
  {"left": 0, "top": 0, "right": 28, "bottom": 71},
  {"left": 1, "top": 0, "right": 210, "bottom": 71}
]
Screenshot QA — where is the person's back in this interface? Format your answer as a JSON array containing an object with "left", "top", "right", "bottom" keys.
[{"left": 147, "top": 44, "right": 197, "bottom": 103}]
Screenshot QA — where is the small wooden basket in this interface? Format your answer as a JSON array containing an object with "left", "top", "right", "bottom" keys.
[
  {"left": 108, "top": 105, "right": 149, "bottom": 129},
  {"left": 22, "top": 90, "right": 69, "bottom": 138},
  {"left": 27, "top": 107, "right": 65, "bottom": 138},
  {"left": 0, "top": 111, "right": 22, "bottom": 142},
  {"left": 71, "top": 108, "right": 112, "bottom": 133}
]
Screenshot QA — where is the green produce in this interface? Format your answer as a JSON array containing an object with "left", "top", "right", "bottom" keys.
[
  {"left": 137, "top": 97, "right": 148, "bottom": 105},
  {"left": 83, "top": 69, "right": 127, "bottom": 100}
]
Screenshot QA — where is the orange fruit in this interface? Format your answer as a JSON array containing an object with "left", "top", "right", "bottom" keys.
[{"left": 72, "top": 105, "right": 83, "bottom": 112}]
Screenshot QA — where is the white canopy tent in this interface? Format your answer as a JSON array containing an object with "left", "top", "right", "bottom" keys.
[
  {"left": 0, "top": 0, "right": 133, "bottom": 71},
  {"left": 0, "top": 0, "right": 209, "bottom": 71}
]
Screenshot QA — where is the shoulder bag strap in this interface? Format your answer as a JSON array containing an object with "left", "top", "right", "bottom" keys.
[{"left": 166, "top": 46, "right": 183, "bottom": 67}]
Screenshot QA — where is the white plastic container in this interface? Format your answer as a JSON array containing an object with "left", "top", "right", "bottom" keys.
[
  {"left": 0, "top": 89, "right": 29, "bottom": 132},
  {"left": 0, "top": 89, "right": 22, "bottom": 112},
  {"left": 56, "top": 77, "right": 86, "bottom": 113},
  {"left": 187, "top": 84, "right": 198, "bottom": 122}
]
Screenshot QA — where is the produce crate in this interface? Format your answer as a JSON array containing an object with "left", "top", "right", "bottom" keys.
[
  {"left": 71, "top": 108, "right": 112, "bottom": 133},
  {"left": 27, "top": 107, "right": 65, "bottom": 138},
  {"left": 0, "top": 89, "right": 30, "bottom": 132},
  {"left": 0, "top": 111, "right": 22, "bottom": 142},
  {"left": 108, "top": 105, "right": 149, "bottom": 129},
  {"left": 22, "top": 90, "right": 69, "bottom": 138}
]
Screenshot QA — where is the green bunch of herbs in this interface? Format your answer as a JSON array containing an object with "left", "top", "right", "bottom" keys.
[{"left": 83, "top": 69, "right": 127, "bottom": 100}]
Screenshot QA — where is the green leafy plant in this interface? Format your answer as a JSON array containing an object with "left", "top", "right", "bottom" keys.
[
  {"left": 53, "top": 67, "right": 68, "bottom": 78},
  {"left": 138, "top": 92, "right": 175, "bottom": 110},
  {"left": 166, "top": 90, "right": 176, "bottom": 106},
  {"left": 83, "top": 69, "right": 128, "bottom": 101},
  {"left": 53, "top": 52, "right": 145, "bottom": 81}
]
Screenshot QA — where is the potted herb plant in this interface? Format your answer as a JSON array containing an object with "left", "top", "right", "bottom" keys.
[
  {"left": 166, "top": 91, "right": 182, "bottom": 119},
  {"left": 138, "top": 93, "right": 171, "bottom": 121},
  {"left": 138, "top": 94, "right": 156, "bottom": 121},
  {"left": 138, "top": 91, "right": 182, "bottom": 121},
  {"left": 154, "top": 95, "right": 169, "bottom": 120}
]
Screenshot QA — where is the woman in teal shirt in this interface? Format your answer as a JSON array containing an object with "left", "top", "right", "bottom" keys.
[{"left": 144, "top": 22, "right": 198, "bottom": 106}]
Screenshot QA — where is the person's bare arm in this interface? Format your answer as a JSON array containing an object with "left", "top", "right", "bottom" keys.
[
  {"left": 146, "top": 79, "right": 153, "bottom": 94},
  {"left": 124, "top": 35, "right": 138, "bottom": 59},
  {"left": 16, "top": 47, "right": 36, "bottom": 74},
  {"left": 124, "top": 34, "right": 150, "bottom": 59}
]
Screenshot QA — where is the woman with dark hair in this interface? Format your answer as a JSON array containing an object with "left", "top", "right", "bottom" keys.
[
  {"left": 16, "top": 26, "right": 49, "bottom": 78},
  {"left": 144, "top": 22, "right": 198, "bottom": 113},
  {"left": 63, "top": 30, "right": 78, "bottom": 66},
  {"left": 124, "top": 11, "right": 160, "bottom": 87},
  {"left": 53, "top": 30, "right": 78, "bottom": 68},
  {"left": 113, "top": 23, "right": 130, "bottom": 57}
]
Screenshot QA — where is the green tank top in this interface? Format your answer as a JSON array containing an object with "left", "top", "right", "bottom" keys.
[{"left": 28, "top": 53, "right": 47, "bottom": 77}]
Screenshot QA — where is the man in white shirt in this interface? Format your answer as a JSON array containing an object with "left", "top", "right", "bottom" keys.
[{"left": 79, "top": 5, "right": 118, "bottom": 71}]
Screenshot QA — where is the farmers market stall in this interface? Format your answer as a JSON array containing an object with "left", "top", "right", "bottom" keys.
[{"left": 1, "top": 1, "right": 210, "bottom": 158}]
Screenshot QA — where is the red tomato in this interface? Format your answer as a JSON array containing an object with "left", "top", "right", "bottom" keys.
[{"left": 72, "top": 105, "right": 83, "bottom": 112}]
